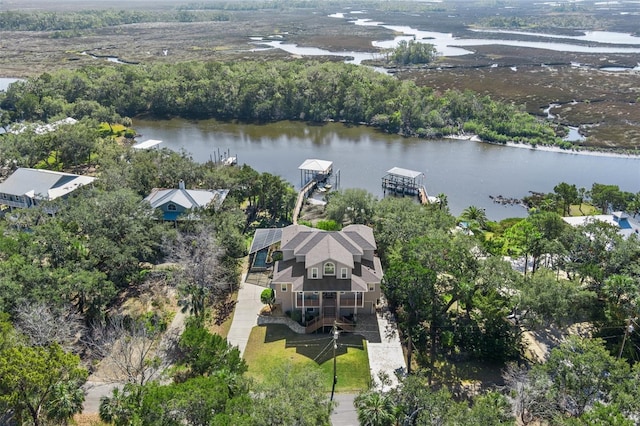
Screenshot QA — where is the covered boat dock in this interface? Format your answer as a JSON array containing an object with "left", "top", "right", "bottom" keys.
[
  {"left": 132, "top": 139, "right": 162, "bottom": 150},
  {"left": 293, "top": 159, "right": 341, "bottom": 224},
  {"left": 382, "top": 167, "right": 430, "bottom": 204},
  {"left": 298, "top": 159, "right": 334, "bottom": 188}
]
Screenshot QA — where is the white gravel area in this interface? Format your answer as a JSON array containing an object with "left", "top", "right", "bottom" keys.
[{"left": 366, "top": 309, "right": 406, "bottom": 391}]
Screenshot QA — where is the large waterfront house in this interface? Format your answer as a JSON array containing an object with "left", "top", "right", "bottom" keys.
[
  {"left": 144, "top": 180, "right": 229, "bottom": 221},
  {"left": 269, "top": 224, "right": 384, "bottom": 332},
  {"left": 0, "top": 168, "right": 95, "bottom": 210}
]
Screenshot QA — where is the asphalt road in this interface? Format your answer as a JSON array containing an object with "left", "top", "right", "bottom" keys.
[{"left": 331, "top": 393, "right": 359, "bottom": 426}]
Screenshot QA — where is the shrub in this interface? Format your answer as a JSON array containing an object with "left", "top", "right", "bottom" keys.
[
  {"left": 289, "top": 309, "right": 302, "bottom": 324},
  {"left": 260, "top": 288, "right": 275, "bottom": 309},
  {"left": 315, "top": 220, "right": 340, "bottom": 231}
]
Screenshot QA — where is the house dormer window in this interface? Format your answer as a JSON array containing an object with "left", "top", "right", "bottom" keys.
[
  {"left": 167, "top": 203, "right": 177, "bottom": 211},
  {"left": 324, "top": 262, "right": 335, "bottom": 276},
  {"left": 311, "top": 268, "right": 318, "bottom": 279},
  {"left": 340, "top": 268, "right": 348, "bottom": 279}
]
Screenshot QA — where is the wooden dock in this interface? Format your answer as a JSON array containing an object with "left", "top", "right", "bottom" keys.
[
  {"left": 382, "top": 167, "right": 430, "bottom": 205},
  {"left": 292, "top": 179, "right": 317, "bottom": 225},
  {"left": 418, "top": 186, "right": 430, "bottom": 205}
]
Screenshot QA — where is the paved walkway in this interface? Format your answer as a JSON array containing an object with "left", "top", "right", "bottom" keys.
[
  {"left": 82, "top": 381, "right": 119, "bottom": 413},
  {"left": 226, "top": 275, "right": 266, "bottom": 356}
]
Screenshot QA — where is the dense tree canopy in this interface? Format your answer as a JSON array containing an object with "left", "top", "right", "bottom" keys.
[
  {"left": 0, "top": 340, "right": 87, "bottom": 426},
  {"left": 0, "top": 60, "right": 562, "bottom": 145},
  {"left": 0, "top": 9, "right": 229, "bottom": 32}
]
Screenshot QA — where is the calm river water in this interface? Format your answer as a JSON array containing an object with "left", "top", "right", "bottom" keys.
[{"left": 133, "top": 118, "right": 640, "bottom": 221}]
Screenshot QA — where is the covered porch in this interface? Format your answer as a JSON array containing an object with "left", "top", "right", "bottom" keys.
[{"left": 296, "top": 290, "right": 365, "bottom": 333}]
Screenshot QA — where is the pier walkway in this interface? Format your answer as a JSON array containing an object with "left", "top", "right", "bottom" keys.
[{"left": 292, "top": 179, "right": 318, "bottom": 225}]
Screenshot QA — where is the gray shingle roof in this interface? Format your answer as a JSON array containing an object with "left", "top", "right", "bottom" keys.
[
  {"left": 0, "top": 168, "right": 95, "bottom": 200},
  {"left": 270, "top": 224, "right": 383, "bottom": 293},
  {"left": 342, "top": 224, "right": 377, "bottom": 250},
  {"left": 280, "top": 225, "right": 314, "bottom": 250},
  {"left": 304, "top": 235, "right": 355, "bottom": 269},
  {"left": 144, "top": 188, "right": 229, "bottom": 210}
]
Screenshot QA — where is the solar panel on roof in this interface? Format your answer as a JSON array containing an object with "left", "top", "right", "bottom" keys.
[{"left": 249, "top": 228, "right": 283, "bottom": 254}]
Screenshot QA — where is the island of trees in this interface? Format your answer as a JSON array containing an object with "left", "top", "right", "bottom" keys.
[{"left": 1, "top": 60, "right": 564, "bottom": 148}]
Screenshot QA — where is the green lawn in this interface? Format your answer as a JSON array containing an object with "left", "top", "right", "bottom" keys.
[
  {"left": 569, "top": 203, "right": 599, "bottom": 216},
  {"left": 243, "top": 324, "right": 370, "bottom": 392}
]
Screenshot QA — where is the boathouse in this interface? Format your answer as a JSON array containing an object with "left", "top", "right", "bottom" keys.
[
  {"left": 382, "top": 167, "right": 424, "bottom": 196},
  {"left": 382, "top": 167, "right": 430, "bottom": 204},
  {"left": 132, "top": 139, "right": 162, "bottom": 150},
  {"left": 299, "top": 159, "right": 333, "bottom": 188}
]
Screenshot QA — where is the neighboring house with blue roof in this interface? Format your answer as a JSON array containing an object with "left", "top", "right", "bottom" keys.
[
  {"left": 0, "top": 168, "right": 95, "bottom": 210},
  {"left": 144, "top": 180, "right": 229, "bottom": 221}
]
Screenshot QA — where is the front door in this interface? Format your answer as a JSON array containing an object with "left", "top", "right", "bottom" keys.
[{"left": 322, "top": 292, "right": 336, "bottom": 318}]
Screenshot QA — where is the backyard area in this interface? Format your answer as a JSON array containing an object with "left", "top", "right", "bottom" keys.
[{"left": 242, "top": 324, "right": 371, "bottom": 393}]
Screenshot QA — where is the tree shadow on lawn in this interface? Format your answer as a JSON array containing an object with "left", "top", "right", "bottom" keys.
[
  {"left": 263, "top": 324, "right": 365, "bottom": 364},
  {"left": 427, "top": 357, "right": 507, "bottom": 400}
]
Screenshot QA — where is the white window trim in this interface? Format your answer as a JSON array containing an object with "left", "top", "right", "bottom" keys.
[
  {"left": 324, "top": 262, "right": 335, "bottom": 276},
  {"left": 340, "top": 268, "right": 348, "bottom": 279},
  {"left": 311, "top": 267, "right": 318, "bottom": 279},
  {"left": 281, "top": 284, "right": 287, "bottom": 292}
]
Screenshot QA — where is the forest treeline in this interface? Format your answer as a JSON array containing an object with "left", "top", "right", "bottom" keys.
[
  {"left": 0, "top": 60, "right": 563, "bottom": 146},
  {"left": 0, "top": 9, "right": 229, "bottom": 32}
]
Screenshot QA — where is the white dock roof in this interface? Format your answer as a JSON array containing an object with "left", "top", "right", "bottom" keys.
[
  {"left": 298, "top": 159, "right": 333, "bottom": 172},
  {"left": 132, "top": 139, "right": 162, "bottom": 150},
  {"left": 386, "top": 167, "right": 423, "bottom": 179}
]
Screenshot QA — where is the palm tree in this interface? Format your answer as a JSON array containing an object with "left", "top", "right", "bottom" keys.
[
  {"left": 355, "top": 390, "right": 397, "bottom": 426},
  {"left": 99, "top": 386, "right": 137, "bottom": 426},
  {"left": 540, "top": 197, "right": 557, "bottom": 212},
  {"left": 577, "top": 187, "right": 587, "bottom": 215},
  {"left": 45, "top": 381, "right": 85, "bottom": 426},
  {"left": 436, "top": 193, "right": 448, "bottom": 211},
  {"left": 460, "top": 205, "right": 488, "bottom": 230}
]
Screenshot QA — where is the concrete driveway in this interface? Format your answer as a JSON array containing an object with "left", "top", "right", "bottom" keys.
[{"left": 226, "top": 275, "right": 266, "bottom": 356}]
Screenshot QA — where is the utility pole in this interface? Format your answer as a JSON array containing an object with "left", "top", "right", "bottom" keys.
[
  {"left": 330, "top": 321, "right": 339, "bottom": 403},
  {"left": 618, "top": 318, "right": 634, "bottom": 359}
]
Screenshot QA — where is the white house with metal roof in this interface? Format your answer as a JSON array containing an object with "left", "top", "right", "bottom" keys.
[
  {"left": 144, "top": 180, "right": 229, "bottom": 221},
  {"left": 562, "top": 211, "right": 640, "bottom": 239},
  {"left": 0, "top": 168, "right": 95, "bottom": 210}
]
